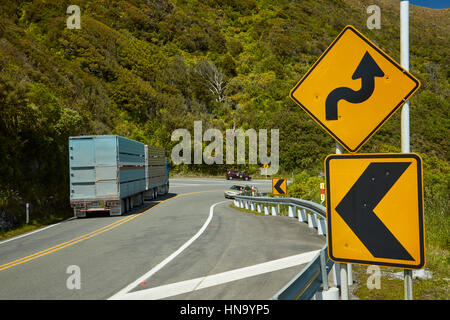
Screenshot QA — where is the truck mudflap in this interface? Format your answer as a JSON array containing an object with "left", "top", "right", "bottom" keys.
[{"left": 109, "top": 206, "right": 122, "bottom": 216}]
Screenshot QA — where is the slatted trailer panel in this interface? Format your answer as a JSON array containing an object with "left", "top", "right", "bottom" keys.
[
  {"left": 69, "top": 135, "right": 146, "bottom": 200},
  {"left": 145, "top": 145, "right": 168, "bottom": 190},
  {"left": 69, "top": 135, "right": 169, "bottom": 217}
]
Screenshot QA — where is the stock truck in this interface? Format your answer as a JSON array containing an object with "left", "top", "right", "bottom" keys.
[{"left": 69, "top": 135, "right": 169, "bottom": 218}]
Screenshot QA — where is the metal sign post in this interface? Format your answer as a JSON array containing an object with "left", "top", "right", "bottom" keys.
[
  {"left": 335, "top": 142, "right": 349, "bottom": 300},
  {"left": 400, "top": 0, "right": 413, "bottom": 301}
]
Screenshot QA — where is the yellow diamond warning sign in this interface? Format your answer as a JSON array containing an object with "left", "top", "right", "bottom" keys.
[{"left": 290, "top": 25, "right": 420, "bottom": 153}]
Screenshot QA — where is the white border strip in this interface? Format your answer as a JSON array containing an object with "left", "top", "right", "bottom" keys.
[
  {"left": 115, "top": 250, "right": 319, "bottom": 300},
  {"left": 0, "top": 218, "right": 75, "bottom": 246}
]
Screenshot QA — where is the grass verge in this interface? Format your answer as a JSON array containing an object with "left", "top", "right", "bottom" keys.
[
  {"left": 352, "top": 260, "right": 448, "bottom": 299},
  {"left": 347, "top": 245, "right": 449, "bottom": 300},
  {"left": 0, "top": 211, "right": 72, "bottom": 242}
]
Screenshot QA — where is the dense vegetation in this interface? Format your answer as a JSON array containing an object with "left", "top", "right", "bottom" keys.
[{"left": 0, "top": 0, "right": 448, "bottom": 268}]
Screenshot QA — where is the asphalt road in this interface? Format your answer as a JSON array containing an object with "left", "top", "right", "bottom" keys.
[{"left": 0, "top": 177, "right": 325, "bottom": 300}]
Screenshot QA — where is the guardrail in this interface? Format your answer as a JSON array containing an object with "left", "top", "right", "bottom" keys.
[{"left": 232, "top": 195, "right": 339, "bottom": 300}]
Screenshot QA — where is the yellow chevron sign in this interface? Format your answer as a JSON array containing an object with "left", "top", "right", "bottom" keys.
[
  {"left": 272, "top": 178, "right": 287, "bottom": 195},
  {"left": 325, "top": 153, "right": 425, "bottom": 269}
]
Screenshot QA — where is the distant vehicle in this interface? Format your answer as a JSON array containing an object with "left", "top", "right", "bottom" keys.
[
  {"left": 69, "top": 135, "right": 169, "bottom": 218},
  {"left": 226, "top": 170, "right": 251, "bottom": 181},
  {"left": 224, "top": 185, "right": 251, "bottom": 199}
]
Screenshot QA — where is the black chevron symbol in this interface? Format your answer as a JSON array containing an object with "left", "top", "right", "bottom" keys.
[
  {"left": 325, "top": 51, "right": 385, "bottom": 121},
  {"left": 335, "top": 162, "right": 414, "bottom": 261},
  {"left": 273, "top": 179, "right": 286, "bottom": 194}
]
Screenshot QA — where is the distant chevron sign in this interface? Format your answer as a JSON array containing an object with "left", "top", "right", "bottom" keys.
[
  {"left": 290, "top": 25, "right": 420, "bottom": 153},
  {"left": 272, "top": 178, "right": 287, "bottom": 195}
]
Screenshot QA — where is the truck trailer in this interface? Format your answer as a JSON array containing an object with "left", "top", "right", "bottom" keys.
[{"left": 69, "top": 135, "right": 169, "bottom": 218}]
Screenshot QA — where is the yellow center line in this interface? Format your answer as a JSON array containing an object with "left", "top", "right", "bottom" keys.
[
  {"left": 0, "top": 189, "right": 222, "bottom": 272},
  {"left": 0, "top": 215, "right": 135, "bottom": 270}
]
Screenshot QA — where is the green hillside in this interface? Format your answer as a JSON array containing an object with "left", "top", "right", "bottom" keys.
[{"left": 0, "top": 0, "right": 448, "bottom": 264}]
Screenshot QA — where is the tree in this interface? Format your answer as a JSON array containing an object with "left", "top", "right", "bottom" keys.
[{"left": 194, "top": 60, "right": 228, "bottom": 103}]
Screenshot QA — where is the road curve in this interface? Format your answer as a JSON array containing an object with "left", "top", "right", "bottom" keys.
[{"left": 0, "top": 178, "right": 325, "bottom": 299}]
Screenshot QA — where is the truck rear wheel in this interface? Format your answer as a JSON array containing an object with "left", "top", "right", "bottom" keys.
[{"left": 120, "top": 198, "right": 126, "bottom": 215}]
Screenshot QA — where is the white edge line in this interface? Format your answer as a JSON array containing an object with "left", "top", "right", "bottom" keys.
[
  {"left": 108, "top": 200, "right": 230, "bottom": 300},
  {"left": 0, "top": 217, "right": 76, "bottom": 246},
  {"left": 116, "top": 250, "right": 320, "bottom": 300}
]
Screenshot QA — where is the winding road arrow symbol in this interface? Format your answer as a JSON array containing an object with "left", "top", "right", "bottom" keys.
[
  {"left": 325, "top": 51, "right": 385, "bottom": 121},
  {"left": 335, "top": 162, "right": 414, "bottom": 261}
]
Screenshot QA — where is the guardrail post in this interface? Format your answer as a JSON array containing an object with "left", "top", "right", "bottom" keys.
[
  {"left": 317, "top": 217, "right": 326, "bottom": 235},
  {"left": 250, "top": 202, "right": 255, "bottom": 211},
  {"left": 314, "top": 249, "right": 340, "bottom": 300},
  {"left": 244, "top": 201, "right": 249, "bottom": 210},
  {"left": 308, "top": 212, "right": 317, "bottom": 229},
  {"left": 26, "top": 203, "right": 30, "bottom": 224},
  {"left": 332, "top": 263, "right": 341, "bottom": 287},
  {"left": 320, "top": 249, "right": 329, "bottom": 291},
  {"left": 331, "top": 261, "right": 351, "bottom": 288},
  {"left": 298, "top": 208, "right": 307, "bottom": 222},
  {"left": 271, "top": 205, "right": 278, "bottom": 216},
  {"left": 288, "top": 205, "right": 295, "bottom": 218},
  {"left": 264, "top": 205, "right": 269, "bottom": 215},
  {"left": 233, "top": 199, "right": 239, "bottom": 207},
  {"left": 257, "top": 204, "right": 262, "bottom": 213}
]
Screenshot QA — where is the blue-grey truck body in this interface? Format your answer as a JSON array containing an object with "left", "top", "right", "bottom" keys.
[{"left": 69, "top": 135, "right": 169, "bottom": 217}]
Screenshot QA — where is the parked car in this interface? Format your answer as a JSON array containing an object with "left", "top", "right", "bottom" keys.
[
  {"left": 224, "top": 185, "right": 251, "bottom": 199},
  {"left": 226, "top": 170, "right": 251, "bottom": 181}
]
